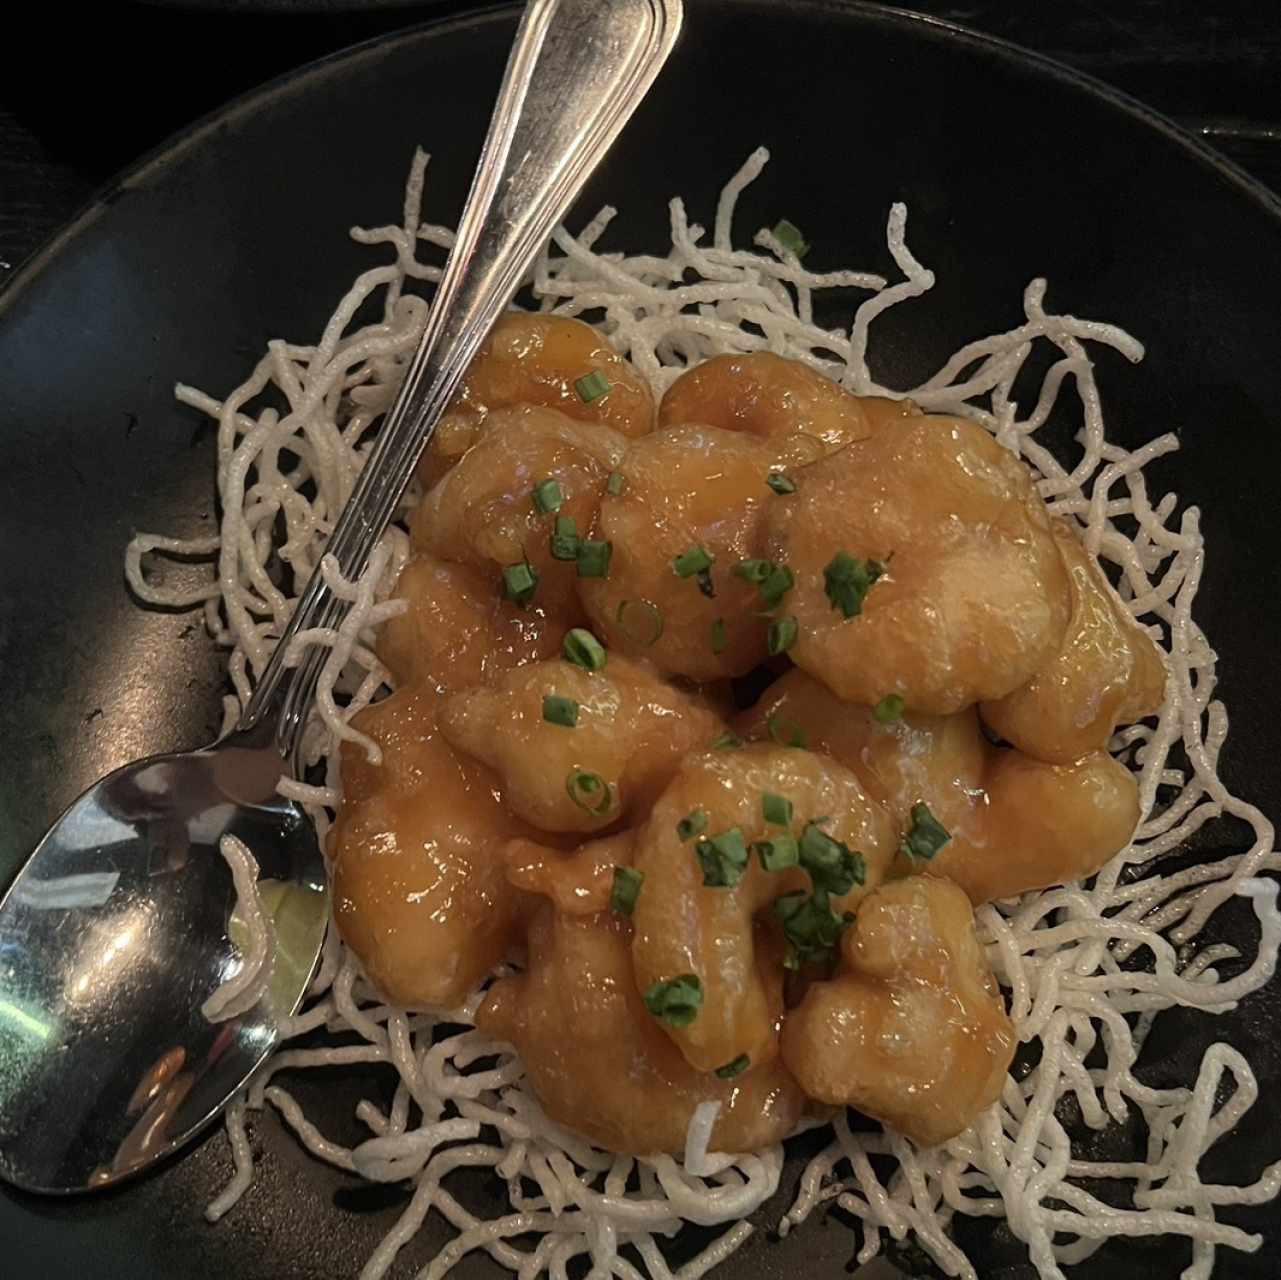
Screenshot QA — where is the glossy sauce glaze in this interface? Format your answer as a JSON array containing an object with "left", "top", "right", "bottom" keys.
[{"left": 329, "top": 315, "right": 1160, "bottom": 1152}]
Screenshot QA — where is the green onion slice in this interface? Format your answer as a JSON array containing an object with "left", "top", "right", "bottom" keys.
[
  {"left": 616, "top": 598, "right": 663, "bottom": 646},
  {"left": 873, "top": 693, "right": 905, "bottom": 723},
  {"left": 695, "top": 828, "right": 749, "bottom": 888},
  {"left": 643, "top": 973, "right": 703, "bottom": 1027},
  {"left": 762, "top": 792, "right": 793, "bottom": 825},
  {"left": 610, "top": 865, "right": 644, "bottom": 916},
  {"left": 711, "top": 617, "right": 727, "bottom": 654},
  {"left": 576, "top": 539, "right": 613, "bottom": 579},
  {"left": 714, "top": 1054, "right": 750, "bottom": 1080},
  {"left": 766, "top": 471, "right": 797, "bottom": 496},
  {"left": 563, "top": 627, "right": 607, "bottom": 671},
  {"left": 900, "top": 801, "right": 951, "bottom": 861},
  {"left": 768, "top": 616, "right": 798, "bottom": 655},
  {"left": 799, "top": 822, "right": 866, "bottom": 896},
  {"left": 823, "top": 551, "right": 886, "bottom": 619},
  {"left": 532, "top": 478, "right": 564, "bottom": 515},
  {"left": 575, "top": 370, "right": 611, "bottom": 403},
  {"left": 754, "top": 832, "right": 799, "bottom": 872},
  {"left": 550, "top": 515, "right": 581, "bottom": 561},
  {"left": 673, "top": 545, "right": 715, "bottom": 578},
  {"left": 711, "top": 730, "right": 744, "bottom": 750},
  {"left": 677, "top": 809, "right": 709, "bottom": 842},
  {"left": 771, "top": 218, "right": 810, "bottom": 259},
  {"left": 565, "top": 769, "right": 613, "bottom": 815},
  {"left": 501, "top": 561, "right": 539, "bottom": 605},
  {"left": 767, "top": 711, "right": 807, "bottom": 749},
  {"left": 542, "top": 694, "right": 580, "bottom": 727},
  {"left": 606, "top": 471, "right": 626, "bottom": 496}
]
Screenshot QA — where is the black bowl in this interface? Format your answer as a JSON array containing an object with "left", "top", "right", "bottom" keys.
[{"left": 2, "top": 3, "right": 1279, "bottom": 1277}]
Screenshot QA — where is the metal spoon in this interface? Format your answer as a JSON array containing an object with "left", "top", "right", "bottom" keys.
[{"left": 0, "top": 0, "right": 682, "bottom": 1195}]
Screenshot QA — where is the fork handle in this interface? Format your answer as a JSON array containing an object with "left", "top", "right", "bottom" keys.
[{"left": 235, "top": 0, "right": 683, "bottom": 759}]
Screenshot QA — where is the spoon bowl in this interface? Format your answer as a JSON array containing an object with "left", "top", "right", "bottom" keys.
[{"left": 0, "top": 732, "right": 326, "bottom": 1193}]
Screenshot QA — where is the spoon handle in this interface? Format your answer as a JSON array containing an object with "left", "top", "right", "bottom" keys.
[{"left": 237, "top": 0, "right": 683, "bottom": 756}]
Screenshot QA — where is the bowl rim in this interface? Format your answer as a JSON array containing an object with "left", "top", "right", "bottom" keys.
[{"left": 4, "top": 0, "right": 1281, "bottom": 322}]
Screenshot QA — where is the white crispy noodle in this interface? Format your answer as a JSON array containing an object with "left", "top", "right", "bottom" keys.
[
  {"left": 126, "top": 147, "right": 1280, "bottom": 1279},
  {"left": 201, "top": 833, "right": 276, "bottom": 1024}
]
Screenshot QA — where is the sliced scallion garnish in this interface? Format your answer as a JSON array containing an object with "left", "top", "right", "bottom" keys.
[
  {"left": 643, "top": 973, "right": 703, "bottom": 1027},
  {"left": 695, "top": 828, "right": 750, "bottom": 888},
  {"left": 566, "top": 769, "right": 613, "bottom": 815},
  {"left": 616, "top": 598, "right": 663, "bottom": 645},
  {"left": 563, "top": 628, "right": 607, "bottom": 672},
  {"left": 610, "top": 865, "right": 644, "bottom": 916},
  {"left": 532, "top": 478, "right": 564, "bottom": 515},
  {"left": 575, "top": 370, "right": 611, "bottom": 403},
  {"left": 501, "top": 562, "right": 539, "bottom": 605},
  {"left": 550, "top": 514, "right": 580, "bottom": 561},
  {"left": 823, "top": 551, "right": 885, "bottom": 619},
  {"left": 900, "top": 801, "right": 951, "bottom": 862},
  {"left": 673, "top": 545, "right": 714, "bottom": 579},
  {"left": 873, "top": 693, "right": 905, "bottom": 723},
  {"left": 576, "top": 539, "right": 613, "bottom": 579},
  {"left": 542, "top": 694, "right": 580, "bottom": 728}
]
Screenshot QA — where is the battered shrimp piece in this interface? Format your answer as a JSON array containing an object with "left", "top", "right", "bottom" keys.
[
  {"left": 503, "top": 829, "right": 636, "bottom": 916},
  {"left": 478, "top": 905, "right": 804, "bottom": 1155},
  {"left": 981, "top": 519, "right": 1166, "bottom": 763},
  {"left": 412, "top": 405, "right": 628, "bottom": 615},
  {"left": 658, "top": 352, "right": 917, "bottom": 464},
  {"left": 741, "top": 670, "right": 1140, "bottom": 904},
  {"left": 439, "top": 654, "right": 724, "bottom": 834},
  {"left": 375, "top": 553, "right": 564, "bottom": 690},
  {"left": 329, "top": 684, "right": 533, "bottom": 1008},
  {"left": 631, "top": 743, "right": 897, "bottom": 1074},
  {"left": 578, "top": 425, "right": 782, "bottom": 680},
  {"left": 418, "top": 311, "right": 655, "bottom": 487},
  {"left": 763, "top": 414, "right": 1070, "bottom": 712},
  {"left": 781, "top": 876, "right": 1014, "bottom": 1146}
]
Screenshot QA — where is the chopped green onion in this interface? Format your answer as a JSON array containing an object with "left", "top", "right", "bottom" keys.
[
  {"left": 610, "top": 866, "right": 644, "bottom": 917},
  {"left": 676, "top": 809, "right": 709, "bottom": 842},
  {"left": 733, "top": 559, "right": 772, "bottom": 585},
  {"left": 873, "top": 693, "right": 905, "bottom": 723},
  {"left": 711, "top": 730, "right": 744, "bottom": 750},
  {"left": 766, "top": 471, "right": 797, "bottom": 496},
  {"left": 754, "top": 832, "right": 799, "bottom": 872},
  {"left": 900, "top": 801, "right": 951, "bottom": 862},
  {"left": 643, "top": 973, "right": 703, "bottom": 1027},
  {"left": 696, "top": 567, "right": 716, "bottom": 599},
  {"left": 711, "top": 617, "right": 727, "bottom": 654},
  {"left": 772, "top": 218, "right": 810, "bottom": 259},
  {"left": 542, "top": 694, "right": 580, "bottom": 728},
  {"left": 576, "top": 539, "right": 613, "bottom": 579},
  {"left": 799, "top": 822, "right": 866, "bottom": 896},
  {"left": 762, "top": 792, "right": 793, "bottom": 825},
  {"left": 673, "top": 545, "right": 715, "bottom": 578},
  {"left": 773, "top": 888, "right": 852, "bottom": 969},
  {"left": 550, "top": 515, "right": 581, "bottom": 561},
  {"left": 532, "top": 478, "right": 564, "bottom": 515},
  {"left": 502, "top": 561, "right": 539, "bottom": 605},
  {"left": 768, "top": 615, "right": 799, "bottom": 655},
  {"left": 606, "top": 470, "right": 626, "bottom": 496},
  {"left": 566, "top": 769, "right": 613, "bottom": 815},
  {"left": 714, "top": 1054, "right": 750, "bottom": 1080},
  {"left": 733, "top": 558, "right": 792, "bottom": 609},
  {"left": 575, "top": 369, "right": 611, "bottom": 403},
  {"left": 616, "top": 598, "right": 663, "bottom": 645},
  {"left": 823, "top": 551, "right": 886, "bottom": 619},
  {"left": 563, "top": 628, "right": 607, "bottom": 672},
  {"left": 767, "top": 711, "right": 807, "bottom": 749},
  {"left": 695, "top": 828, "right": 750, "bottom": 888}
]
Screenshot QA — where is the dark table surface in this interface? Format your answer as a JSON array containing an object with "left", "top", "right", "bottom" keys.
[{"left": 3, "top": 0, "right": 1281, "bottom": 280}]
